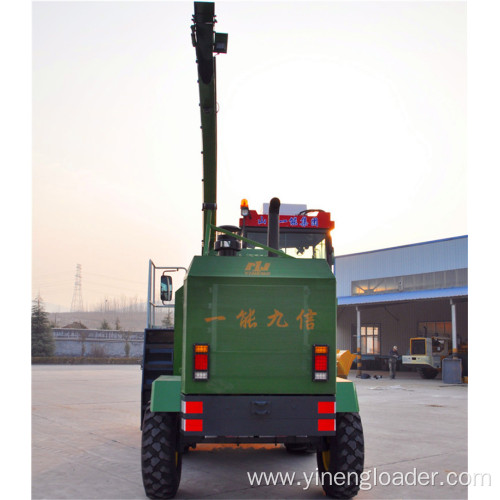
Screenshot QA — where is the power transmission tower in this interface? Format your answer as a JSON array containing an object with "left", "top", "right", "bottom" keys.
[{"left": 70, "top": 264, "right": 84, "bottom": 312}]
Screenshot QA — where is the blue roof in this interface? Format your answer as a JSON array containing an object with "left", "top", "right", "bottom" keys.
[{"left": 338, "top": 286, "right": 468, "bottom": 306}]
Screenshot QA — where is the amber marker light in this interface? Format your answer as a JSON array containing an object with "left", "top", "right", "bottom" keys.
[{"left": 240, "top": 199, "right": 249, "bottom": 217}]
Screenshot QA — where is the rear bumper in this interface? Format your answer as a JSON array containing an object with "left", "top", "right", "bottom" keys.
[{"left": 180, "top": 394, "right": 336, "bottom": 440}]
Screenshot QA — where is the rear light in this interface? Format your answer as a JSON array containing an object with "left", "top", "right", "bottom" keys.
[
  {"left": 195, "top": 353, "right": 208, "bottom": 370},
  {"left": 313, "top": 345, "right": 329, "bottom": 381},
  {"left": 318, "top": 401, "right": 335, "bottom": 414},
  {"left": 240, "top": 198, "right": 250, "bottom": 217},
  {"left": 181, "top": 419, "right": 203, "bottom": 432},
  {"left": 193, "top": 344, "right": 209, "bottom": 380},
  {"left": 182, "top": 400, "right": 203, "bottom": 414},
  {"left": 181, "top": 399, "right": 204, "bottom": 433},
  {"left": 317, "top": 400, "right": 336, "bottom": 432}
]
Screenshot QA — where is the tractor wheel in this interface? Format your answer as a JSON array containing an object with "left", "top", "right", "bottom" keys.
[
  {"left": 418, "top": 367, "right": 439, "bottom": 379},
  {"left": 316, "top": 412, "right": 364, "bottom": 499},
  {"left": 141, "top": 404, "right": 182, "bottom": 499}
]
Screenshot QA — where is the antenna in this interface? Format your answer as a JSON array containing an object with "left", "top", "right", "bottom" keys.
[{"left": 70, "top": 264, "right": 84, "bottom": 312}]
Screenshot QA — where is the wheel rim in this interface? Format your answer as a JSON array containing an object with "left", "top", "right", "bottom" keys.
[{"left": 322, "top": 450, "right": 330, "bottom": 471}]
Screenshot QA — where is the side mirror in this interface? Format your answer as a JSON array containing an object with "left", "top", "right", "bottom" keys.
[{"left": 160, "top": 275, "right": 173, "bottom": 303}]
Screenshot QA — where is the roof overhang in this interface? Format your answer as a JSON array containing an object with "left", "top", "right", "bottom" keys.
[{"left": 338, "top": 286, "right": 468, "bottom": 307}]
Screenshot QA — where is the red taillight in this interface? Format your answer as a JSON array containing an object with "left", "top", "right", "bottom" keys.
[
  {"left": 313, "top": 345, "right": 329, "bottom": 381},
  {"left": 181, "top": 399, "right": 204, "bottom": 433},
  {"left": 193, "top": 344, "right": 209, "bottom": 380},
  {"left": 317, "top": 401, "right": 336, "bottom": 432},
  {"left": 182, "top": 401, "right": 203, "bottom": 414},
  {"left": 318, "top": 401, "right": 335, "bottom": 414},
  {"left": 315, "top": 355, "right": 328, "bottom": 371},
  {"left": 194, "top": 354, "right": 208, "bottom": 371},
  {"left": 318, "top": 418, "right": 335, "bottom": 432},
  {"left": 182, "top": 419, "right": 203, "bottom": 432}
]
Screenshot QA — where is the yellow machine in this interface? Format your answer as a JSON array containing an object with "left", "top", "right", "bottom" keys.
[
  {"left": 402, "top": 337, "right": 451, "bottom": 379},
  {"left": 336, "top": 350, "right": 357, "bottom": 378}
]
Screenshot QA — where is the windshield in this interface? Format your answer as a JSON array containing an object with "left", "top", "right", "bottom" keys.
[{"left": 246, "top": 229, "right": 328, "bottom": 260}]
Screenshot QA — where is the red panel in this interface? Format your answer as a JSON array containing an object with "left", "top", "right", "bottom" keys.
[
  {"left": 185, "top": 401, "right": 203, "bottom": 414},
  {"left": 184, "top": 419, "right": 203, "bottom": 432},
  {"left": 318, "top": 419, "right": 336, "bottom": 432},
  {"left": 318, "top": 401, "right": 335, "bottom": 414},
  {"left": 315, "top": 354, "right": 328, "bottom": 371},
  {"left": 194, "top": 353, "right": 208, "bottom": 371},
  {"left": 240, "top": 210, "right": 334, "bottom": 230}
]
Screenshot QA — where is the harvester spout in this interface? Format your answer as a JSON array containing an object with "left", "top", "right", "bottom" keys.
[
  {"left": 267, "top": 198, "right": 281, "bottom": 257},
  {"left": 191, "top": 2, "right": 228, "bottom": 252}
]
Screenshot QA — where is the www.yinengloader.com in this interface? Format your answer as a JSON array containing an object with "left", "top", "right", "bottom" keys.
[{"left": 247, "top": 468, "right": 491, "bottom": 491}]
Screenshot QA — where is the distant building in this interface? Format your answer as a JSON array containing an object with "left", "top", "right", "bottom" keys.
[{"left": 335, "top": 235, "right": 467, "bottom": 369}]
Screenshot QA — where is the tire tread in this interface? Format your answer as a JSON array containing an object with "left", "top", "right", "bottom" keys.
[
  {"left": 141, "top": 406, "right": 181, "bottom": 499},
  {"left": 316, "top": 412, "right": 364, "bottom": 499}
]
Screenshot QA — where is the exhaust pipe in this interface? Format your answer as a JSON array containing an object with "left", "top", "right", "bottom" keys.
[{"left": 267, "top": 197, "right": 281, "bottom": 257}]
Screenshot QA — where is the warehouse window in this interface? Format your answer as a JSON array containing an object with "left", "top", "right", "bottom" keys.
[
  {"left": 361, "top": 324, "right": 380, "bottom": 354},
  {"left": 351, "top": 324, "right": 381, "bottom": 355},
  {"left": 417, "top": 321, "right": 452, "bottom": 337},
  {"left": 352, "top": 268, "right": 467, "bottom": 295}
]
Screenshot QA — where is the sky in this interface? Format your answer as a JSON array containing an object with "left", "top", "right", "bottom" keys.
[{"left": 31, "top": 0, "right": 467, "bottom": 311}]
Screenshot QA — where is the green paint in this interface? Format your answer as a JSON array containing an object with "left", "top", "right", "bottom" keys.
[
  {"left": 188, "top": 255, "right": 334, "bottom": 279},
  {"left": 199, "top": 72, "right": 217, "bottom": 249},
  {"left": 151, "top": 376, "right": 181, "bottom": 412},
  {"left": 335, "top": 378, "right": 359, "bottom": 413},
  {"left": 180, "top": 256, "right": 337, "bottom": 395},
  {"left": 173, "top": 287, "right": 184, "bottom": 376}
]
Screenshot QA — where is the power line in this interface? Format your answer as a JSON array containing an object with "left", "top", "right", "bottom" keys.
[{"left": 85, "top": 271, "right": 145, "bottom": 286}]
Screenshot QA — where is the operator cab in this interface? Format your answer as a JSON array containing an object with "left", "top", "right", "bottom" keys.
[
  {"left": 238, "top": 203, "right": 335, "bottom": 267},
  {"left": 431, "top": 337, "right": 449, "bottom": 355}
]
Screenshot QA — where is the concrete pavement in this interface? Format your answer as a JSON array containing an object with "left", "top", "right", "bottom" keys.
[{"left": 32, "top": 365, "right": 470, "bottom": 499}]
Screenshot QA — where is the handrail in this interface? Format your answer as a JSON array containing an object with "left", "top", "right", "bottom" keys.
[
  {"left": 203, "top": 210, "right": 213, "bottom": 256},
  {"left": 210, "top": 224, "right": 293, "bottom": 258}
]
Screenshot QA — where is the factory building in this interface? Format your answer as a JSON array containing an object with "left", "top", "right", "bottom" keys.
[{"left": 335, "top": 235, "right": 468, "bottom": 370}]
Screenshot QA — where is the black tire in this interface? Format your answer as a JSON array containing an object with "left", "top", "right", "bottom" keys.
[
  {"left": 418, "top": 367, "right": 438, "bottom": 379},
  {"left": 316, "top": 412, "right": 364, "bottom": 499},
  {"left": 141, "top": 405, "right": 182, "bottom": 499}
]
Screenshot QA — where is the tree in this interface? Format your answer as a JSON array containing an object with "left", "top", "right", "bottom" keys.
[
  {"left": 162, "top": 309, "right": 174, "bottom": 327},
  {"left": 115, "top": 318, "right": 122, "bottom": 331},
  {"left": 63, "top": 321, "right": 88, "bottom": 329},
  {"left": 50, "top": 313, "right": 59, "bottom": 328},
  {"left": 32, "top": 296, "right": 55, "bottom": 357},
  {"left": 100, "top": 319, "right": 111, "bottom": 330},
  {"left": 122, "top": 331, "right": 131, "bottom": 358},
  {"left": 79, "top": 330, "right": 88, "bottom": 357}
]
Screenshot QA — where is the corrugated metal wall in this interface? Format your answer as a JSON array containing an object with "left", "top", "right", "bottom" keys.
[{"left": 335, "top": 236, "right": 468, "bottom": 298}]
